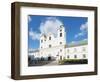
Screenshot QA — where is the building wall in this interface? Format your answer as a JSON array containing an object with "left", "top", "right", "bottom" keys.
[
  {"left": 39, "top": 25, "right": 66, "bottom": 60},
  {"left": 66, "top": 45, "right": 88, "bottom": 59},
  {"left": 40, "top": 25, "right": 66, "bottom": 49},
  {"left": 29, "top": 44, "right": 88, "bottom": 60},
  {"left": 39, "top": 45, "right": 65, "bottom": 59}
]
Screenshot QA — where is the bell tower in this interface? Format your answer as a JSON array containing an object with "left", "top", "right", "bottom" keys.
[{"left": 57, "top": 25, "right": 66, "bottom": 45}]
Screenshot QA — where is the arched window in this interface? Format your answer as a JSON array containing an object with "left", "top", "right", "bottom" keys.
[
  {"left": 60, "top": 42, "right": 62, "bottom": 44},
  {"left": 49, "top": 44, "right": 51, "bottom": 48},
  {"left": 60, "top": 49, "right": 62, "bottom": 52},
  {"left": 83, "top": 54, "right": 86, "bottom": 58},
  {"left": 49, "top": 37, "right": 51, "bottom": 40},
  {"left": 74, "top": 55, "right": 77, "bottom": 58},
  {"left": 60, "top": 33, "right": 62, "bottom": 37},
  {"left": 67, "top": 55, "right": 69, "bottom": 59}
]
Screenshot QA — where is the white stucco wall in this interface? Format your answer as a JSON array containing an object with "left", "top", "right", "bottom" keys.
[
  {"left": 66, "top": 45, "right": 88, "bottom": 59},
  {"left": 29, "top": 44, "right": 88, "bottom": 60}
]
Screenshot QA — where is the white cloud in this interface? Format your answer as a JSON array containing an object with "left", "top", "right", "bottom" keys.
[
  {"left": 29, "top": 17, "right": 64, "bottom": 40},
  {"left": 80, "top": 21, "right": 88, "bottom": 31},
  {"left": 75, "top": 32, "right": 84, "bottom": 38},
  {"left": 39, "top": 17, "right": 63, "bottom": 37},
  {"left": 83, "top": 38, "right": 87, "bottom": 41},
  {"left": 29, "top": 29, "right": 40, "bottom": 40},
  {"left": 70, "top": 41, "right": 77, "bottom": 44},
  {"left": 75, "top": 21, "right": 88, "bottom": 38}
]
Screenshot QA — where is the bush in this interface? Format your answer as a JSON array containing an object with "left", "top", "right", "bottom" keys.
[{"left": 59, "top": 59, "right": 88, "bottom": 64}]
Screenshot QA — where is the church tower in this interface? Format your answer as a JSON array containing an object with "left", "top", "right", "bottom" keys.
[
  {"left": 57, "top": 25, "right": 66, "bottom": 60},
  {"left": 57, "top": 25, "right": 66, "bottom": 45}
]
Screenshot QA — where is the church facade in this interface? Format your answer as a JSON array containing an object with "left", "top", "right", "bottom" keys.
[{"left": 29, "top": 25, "right": 88, "bottom": 61}]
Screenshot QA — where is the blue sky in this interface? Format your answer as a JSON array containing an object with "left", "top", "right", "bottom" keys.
[{"left": 28, "top": 15, "right": 88, "bottom": 49}]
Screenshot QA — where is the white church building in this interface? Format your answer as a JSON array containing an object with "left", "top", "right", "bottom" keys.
[{"left": 29, "top": 25, "right": 88, "bottom": 61}]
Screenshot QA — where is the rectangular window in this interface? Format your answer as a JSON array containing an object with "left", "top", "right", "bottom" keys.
[
  {"left": 49, "top": 44, "right": 51, "bottom": 48},
  {"left": 67, "top": 55, "right": 69, "bottom": 58},
  {"left": 83, "top": 54, "right": 86, "bottom": 58},
  {"left": 74, "top": 55, "right": 77, "bottom": 58},
  {"left": 60, "top": 42, "right": 62, "bottom": 44},
  {"left": 49, "top": 37, "right": 51, "bottom": 40},
  {"left": 60, "top": 49, "right": 62, "bottom": 52},
  {"left": 60, "top": 33, "right": 62, "bottom": 37}
]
